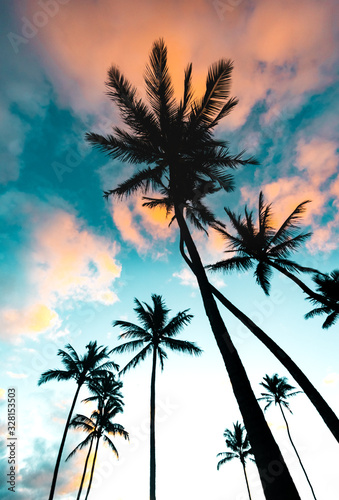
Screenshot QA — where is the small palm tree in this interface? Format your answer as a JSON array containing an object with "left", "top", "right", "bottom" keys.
[
  {"left": 258, "top": 374, "right": 317, "bottom": 500},
  {"left": 217, "top": 421, "right": 254, "bottom": 500},
  {"left": 67, "top": 372, "right": 124, "bottom": 500},
  {"left": 37, "top": 341, "right": 119, "bottom": 500},
  {"left": 207, "top": 191, "right": 326, "bottom": 301},
  {"left": 68, "top": 398, "right": 128, "bottom": 500},
  {"left": 112, "top": 294, "right": 202, "bottom": 500},
  {"left": 305, "top": 270, "right": 339, "bottom": 328}
]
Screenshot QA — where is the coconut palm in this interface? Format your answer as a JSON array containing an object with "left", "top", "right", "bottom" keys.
[
  {"left": 112, "top": 294, "right": 201, "bottom": 500},
  {"left": 37, "top": 341, "right": 119, "bottom": 500},
  {"left": 258, "top": 374, "right": 317, "bottom": 500},
  {"left": 305, "top": 270, "right": 339, "bottom": 328},
  {"left": 206, "top": 191, "right": 327, "bottom": 301},
  {"left": 68, "top": 398, "right": 128, "bottom": 500},
  {"left": 217, "top": 421, "right": 254, "bottom": 500},
  {"left": 67, "top": 372, "right": 124, "bottom": 500},
  {"left": 86, "top": 39, "right": 301, "bottom": 499}
]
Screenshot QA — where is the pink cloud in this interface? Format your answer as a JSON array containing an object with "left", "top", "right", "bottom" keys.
[
  {"left": 18, "top": 0, "right": 337, "bottom": 128},
  {"left": 0, "top": 195, "right": 121, "bottom": 341}
]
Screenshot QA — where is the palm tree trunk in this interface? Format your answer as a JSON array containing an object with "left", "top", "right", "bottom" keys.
[
  {"left": 242, "top": 462, "right": 252, "bottom": 500},
  {"left": 270, "top": 261, "right": 334, "bottom": 307},
  {"left": 175, "top": 205, "right": 300, "bottom": 500},
  {"left": 180, "top": 236, "right": 339, "bottom": 442},
  {"left": 209, "top": 284, "right": 339, "bottom": 443},
  {"left": 85, "top": 434, "right": 100, "bottom": 500},
  {"left": 150, "top": 346, "right": 157, "bottom": 500},
  {"left": 49, "top": 382, "right": 82, "bottom": 500},
  {"left": 279, "top": 404, "right": 318, "bottom": 500},
  {"left": 76, "top": 434, "right": 95, "bottom": 500}
]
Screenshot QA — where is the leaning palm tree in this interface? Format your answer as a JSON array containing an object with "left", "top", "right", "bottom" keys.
[
  {"left": 112, "top": 294, "right": 202, "bottom": 500},
  {"left": 305, "top": 270, "right": 339, "bottom": 328},
  {"left": 86, "top": 39, "right": 301, "bottom": 499},
  {"left": 207, "top": 191, "right": 326, "bottom": 300},
  {"left": 68, "top": 398, "right": 128, "bottom": 500},
  {"left": 37, "top": 342, "right": 119, "bottom": 500},
  {"left": 258, "top": 374, "right": 318, "bottom": 500},
  {"left": 67, "top": 372, "right": 124, "bottom": 500},
  {"left": 217, "top": 421, "right": 254, "bottom": 500}
]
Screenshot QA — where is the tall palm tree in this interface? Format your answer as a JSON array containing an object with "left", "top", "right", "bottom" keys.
[
  {"left": 305, "top": 270, "right": 339, "bottom": 328},
  {"left": 258, "top": 374, "right": 318, "bottom": 500},
  {"left": 86, "top": 39, "right": 301, "bottom": 499},
  {"left": 67, "top": 372, "right": 124, "bottom": 500},
  {"left": 217, "top": 421, "right": 254, "bottom": 500},
  {"left": 207, "top": 191, "right": 327, "bottom": 302},
  {"left": 68, "top": 399, "right": 128, "bottom": 500},
  {"left": 112, "top": 294, "right": 202, "bottom": 500},
  {"left": 37, "top": 341, "right": 119, "bottom": 500}
]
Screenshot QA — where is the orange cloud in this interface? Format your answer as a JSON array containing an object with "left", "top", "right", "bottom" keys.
[
  {"left": 0, "top": 199, "right": 122, "bottom": 341},
  {"left": 20, "top": 0, "right": 337, "bottom": 128},
  {"left": 111, "top": 195, "right": 175, "bottom": 255}
]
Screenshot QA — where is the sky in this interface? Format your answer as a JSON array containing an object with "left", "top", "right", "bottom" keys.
[{"left": 0, "top": 0, "right": 339, "bottom": 498}]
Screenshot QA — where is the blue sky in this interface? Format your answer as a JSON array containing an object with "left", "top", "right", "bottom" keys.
[{"left": 1, "top": 0, "right": 339, "bottom": 499}]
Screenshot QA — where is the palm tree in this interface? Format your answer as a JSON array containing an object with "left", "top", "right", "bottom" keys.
[
  {"left": 305, "top": 270, "right": 339, "bottom": 328},
  {"left": 112, "top": 294, "right": 202, "bottom": 500},
  {"left": 86, "top": 39, "right": 301, "bottom": 499},
  {"left": 258, "top": 374, "right": 318, "bottom": 500},
  {"left": 217, "top": 421, "right": 254, "bottom": 500},
  {"left": 67, "top": 372, "right": 124, "bottom": 500},
  {"left": 68, "top": 398, "right": 128, "bottom": 500},
  {"left": 207, "top": 191, "right": 327, "bottom": 301},
  {"left": 37, "top": 341, "right": 119, "bottom": 500}
]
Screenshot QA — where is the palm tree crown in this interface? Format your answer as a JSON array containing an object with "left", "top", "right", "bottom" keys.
[
  {"left": 217, "top": 421, "right": 254, "bottom": 500},
  {"left": 217, "top": 421, "right": 253, "bottom": 469},
  {"left": 112, "top": 294, "right": 202, "bottom": 372},
  {"left": 38, "top": 341, "right": 119, "bottom": 388},
  {"left": 305, "top": 270, "right": 339, "bottom": 328},
  {"left": 86, "top": 38, "right": 256, "bottom": 232},
  {"left": 258, "top": 373, "right": 301, "bottom": 412},
  {"left": 207, "top": 191, "right": 315, "bottom": 295}
]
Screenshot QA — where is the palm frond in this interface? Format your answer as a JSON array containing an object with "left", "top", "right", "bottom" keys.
[
  {"left": 270, "top": 200, "right": 311, "bottom": 246},
  {"left": 207, "top": 256, "right": 254, "bottom": 274},
  {"left": 254, "top": 261, "right": 272, "bottom": 295},
  {"left": 192, "top": 59, "right": 234, "bottom": 125},
  {"left": 161, "top": 338, "right": 202, "bottom": 356},
  {"left": 161, "top": 310, "right": 193, "bottom": 337},
  {"left": 119, "top": 344, "right": 153, "bottom": 375},
  {"left": 37, "top": 369, "right": 74, "bottom": 385}
]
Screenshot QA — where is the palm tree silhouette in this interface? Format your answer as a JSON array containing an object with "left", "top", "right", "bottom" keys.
[
  {"left": 305, "top": 270, "right": 339, "bottom": 328},
  {"left": 258, "top": 374, "right": 318, "bottom": 500},
  {"left": 207, "top": 191, "right": 325, "bottom": 299},
  {"left": 68, "top": 398, "right": 128, "bottom": 500},
  {"left": 217, "top": 421, "right": 254, "bottom": 500},
  {"left": 37, "top": 341, "right": 118, "bottom": 500},
  {"left": 87, "top": 39, "right": 301, "bottom": 499},
  {"left": 67, "top": 372, "right": 124, "bottom": 500},
  {"left": 112, "top": 294, "right": 201, "bottom": 500}
]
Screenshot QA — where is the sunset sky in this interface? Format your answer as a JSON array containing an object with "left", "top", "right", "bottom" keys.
[{"left": 1, "top": 0, "right": 339, "bottom": 499}]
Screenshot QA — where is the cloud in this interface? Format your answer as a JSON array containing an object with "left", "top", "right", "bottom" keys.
[
  {"left": 0, "top": 192, "right": 121, "bottom": 341},
  {"left": 6, "top": 371, "right": 29, "bottom": 379},
  {"left": 16, "top": 0, "right": 337, "bottom": 130},
  {"left": 241, "top": 136, "right": 339, "bottom": 254},
  {"left": 323, "top": 373, "right": 339, "bottom": 386},
  {"left": 110, "top": 196, "right": 176, "bottom": 256}
]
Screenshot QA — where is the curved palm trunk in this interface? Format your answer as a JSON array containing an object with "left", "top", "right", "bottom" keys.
[
  {"left": 85, "top": 434, "right": 101, "bottom": 500},
  {"left": 208, "top": 284, "right": 339, "bottom": 443},
  {"left": 49, "top": 382, "right": 82, "bottom": 500},
  {"left": 150, "top": 346, "right": 157, "bottom": 500},
  {"left": 175, "top": 205, "right": 300, "bottom": 500},
  {"left": 241, "top": 461, "right": 252, "bottom": 500},
  {"left": 76, "top": 433, "right": 95, "bottom": 500},
  {"left": 278, "top": 403, "right": 317, "bottom": 500},
  {"left": 270, "top": 262, "right": 336, "bottom": 309}
]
